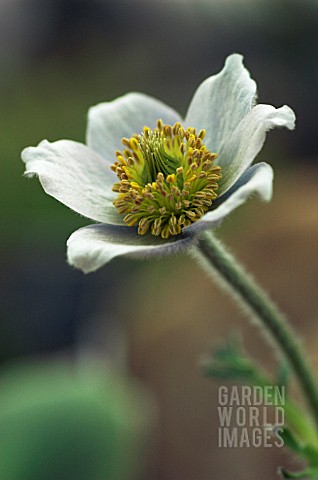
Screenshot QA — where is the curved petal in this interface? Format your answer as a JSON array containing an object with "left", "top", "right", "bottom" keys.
[
  {"left": 185, "top": 54, "right": 257, "bottom": 154},
  {"left": 86, "top": 92, "right": 182, "bottom": 161},
  {"left": 22, "top": 139, "right": 124, "bottom": 225},
  {"left": 217, "top": 104, "right": 295, "bottom": 194},
  {"left": 67, "top": 224, "right": 195, "bottom": 273},
  {"left": 183, "top": 162, "right": 273, "bottom": 234}
]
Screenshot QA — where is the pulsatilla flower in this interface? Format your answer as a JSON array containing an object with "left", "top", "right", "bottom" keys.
[{"left": 22, "top": 54, "right": 295, "bottom": 273}]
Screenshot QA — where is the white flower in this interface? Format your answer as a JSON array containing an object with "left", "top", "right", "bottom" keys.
[{"left": 22, "top": 54, "right": 295, "bottom": 273}]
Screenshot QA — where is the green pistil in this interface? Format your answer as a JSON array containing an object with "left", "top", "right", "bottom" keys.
[{"left": 110, "top": 119, "right": 222, "bottom": 239}]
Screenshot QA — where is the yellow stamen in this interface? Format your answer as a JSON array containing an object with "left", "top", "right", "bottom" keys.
[{"left": 110, "top": 120, "right": 221, "bottom": 239}]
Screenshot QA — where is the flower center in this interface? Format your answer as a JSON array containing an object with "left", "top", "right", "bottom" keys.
[{"left": 110, "top": 120, "right": 222, "bottom": 238}]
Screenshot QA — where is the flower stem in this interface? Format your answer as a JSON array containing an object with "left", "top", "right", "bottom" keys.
[{"left": 195, "top": 231, "right": 318, "bottom": 430}]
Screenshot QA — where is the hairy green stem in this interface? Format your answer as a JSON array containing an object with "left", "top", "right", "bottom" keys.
[{"left": 195, "top": 230, "right": 318, "bottom": 431}]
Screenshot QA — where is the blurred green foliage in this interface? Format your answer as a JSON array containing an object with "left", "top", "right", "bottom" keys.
[
  {"left": 0, "top": 357, "right": 153, "bottom": 480},
  {"left": 1, "top": 61, "right": 94, "bottom": 250}
]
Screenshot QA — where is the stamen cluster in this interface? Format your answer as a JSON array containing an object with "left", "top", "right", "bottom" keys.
[{"left": 111, "top": 120, "right": 221, "bottom": 238}]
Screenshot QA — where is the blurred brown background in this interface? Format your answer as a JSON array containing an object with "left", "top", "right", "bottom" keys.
[{"left": 1, "top": 0, "right": 318, "bottom": 479}]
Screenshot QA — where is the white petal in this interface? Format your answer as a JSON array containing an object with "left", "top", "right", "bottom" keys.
[
  {"left": 22, "top": 139, "right": 124, "bottom": 225},
  {"left": 183, "top": 162, "right": 273, "bottom": 234},
  {"left": 218, "top": 104, "right": 295, "bottom": 194},
  {"left": 185, "top": 54, "right": 257, "bottom": 154},
  {"left": 67, "top": 224, "right": 195, "bottom": 273},
  {"left": 87, "top": 92, "right": 182, "bottom": 161}
]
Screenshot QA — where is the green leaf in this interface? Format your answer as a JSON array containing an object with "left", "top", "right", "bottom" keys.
[
  {"left": 203, "top": 333, "right": 318, "bottom": 473},
  {"left": 278, "top": 467, "right": 318, "bottom": 479},
  {"left": 202, "top": 333, "right": 269, "bottom": 385}
]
